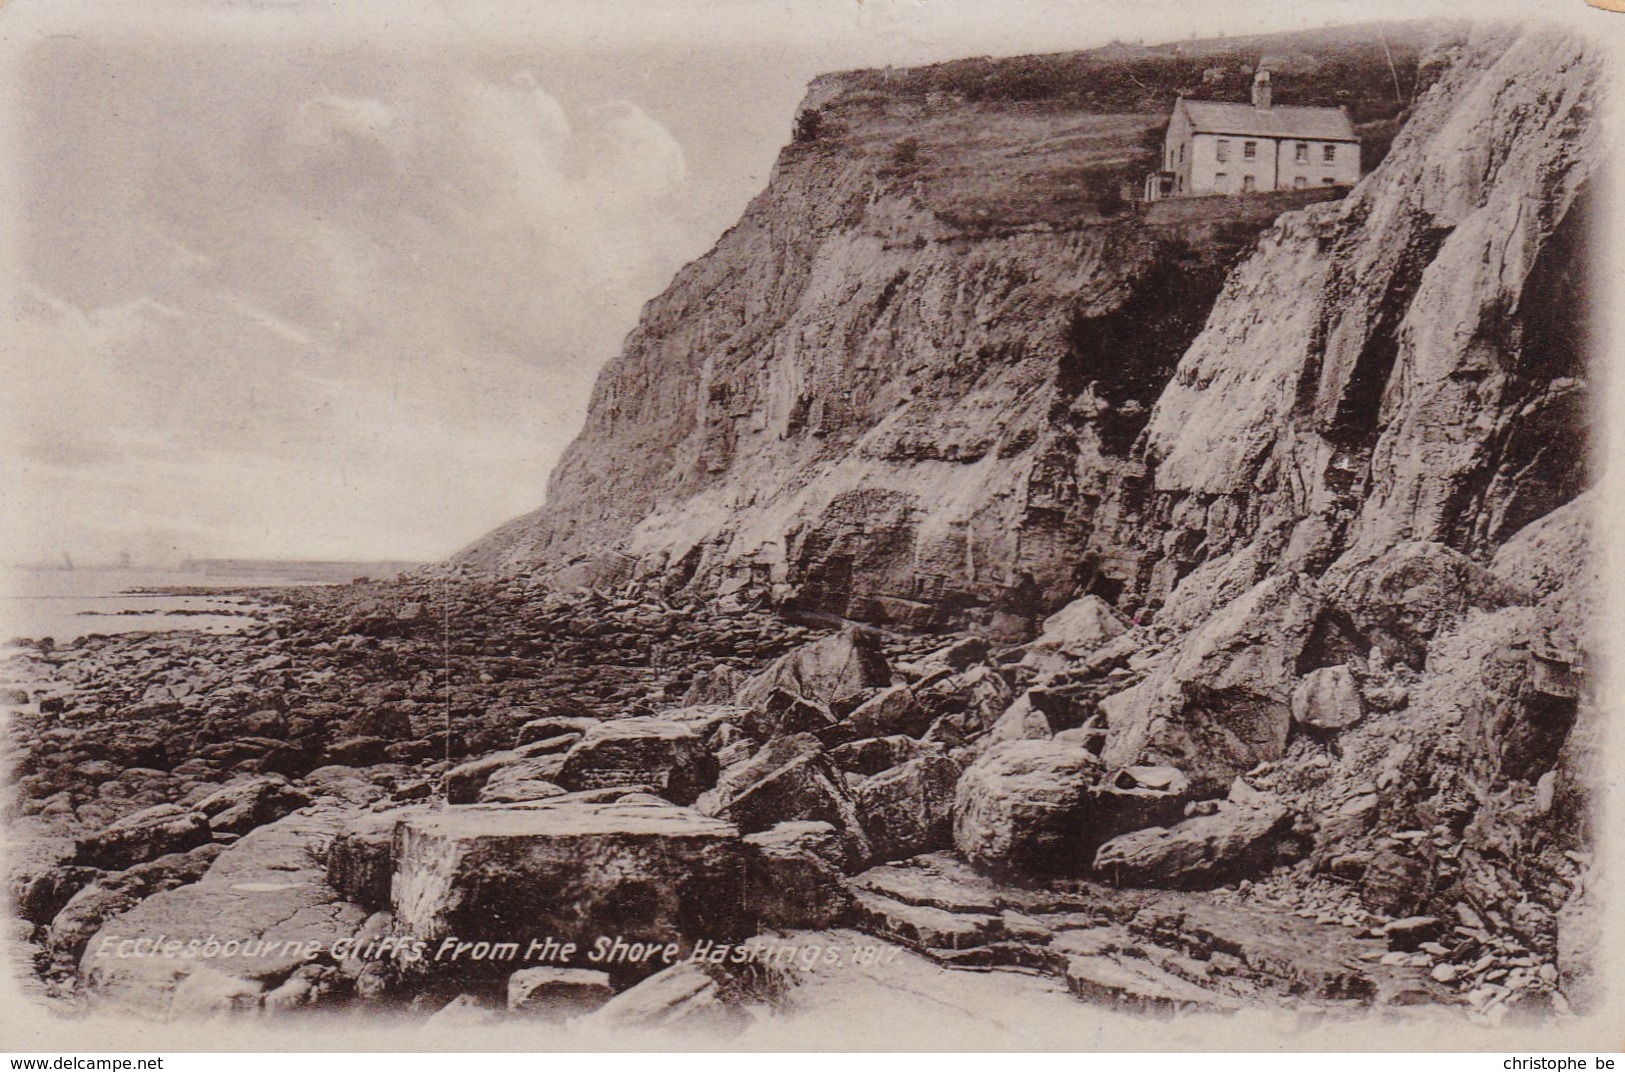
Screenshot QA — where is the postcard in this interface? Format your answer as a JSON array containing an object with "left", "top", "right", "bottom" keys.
[{"left": 2, "top": 0, "right": 1620, "bottom": 1053}]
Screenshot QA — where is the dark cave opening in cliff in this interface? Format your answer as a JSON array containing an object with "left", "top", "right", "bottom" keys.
[{"left": 1061, "top": 231, "right": 1255, "bottom": 456}]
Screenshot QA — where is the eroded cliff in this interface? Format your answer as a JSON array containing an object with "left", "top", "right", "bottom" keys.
[
  {"left": 458, "top": 23, "right": 1602, "bottom": 992},
  {"left": 8, "top": 22, "right": 1607, "bottom": 1027},
  {"left": 459, "top": 26, "right": 1466, "bottom": 638}
]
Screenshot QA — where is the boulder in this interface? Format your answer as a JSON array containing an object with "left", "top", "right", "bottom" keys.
[
  {"left": 47, "top": 844, "right": 224, "bottom": 964},
  {"left": 423, "top": 993, "right": 499, "bottom": 1027},
  {"left": 1359, "top": 849, "right": 1434, "bottom": 917},
  {"left": 324, "top": 736, "right": 389, "bottom": 766},
  {"left": 1491, "top": 493, "right": 1592, "bottom": 605},
  {"left": 555, "top": 718, "right": 716, "bottom": 804},
  {"left": 828, "top": 734, "right": 925, "bottom": 776},
  {"left": 743, "top": 689, "right": 838, "bottom": 740},
  {"left": 695, "top": 734, "right": 868, "bottom": 855},
  {"left": 655, "top": 704, "right": 748, "bottom": 737},
  {"left": 715, "top": 739, "right": 755, "bottom": 769},
  {"left": 477, "top": 755, "right": 567, "bottom": 803},
  {"left": 510, "top": 733, "right": 584, "bottom": 758},
  {"left": 170, "top": 966, "right": 265, "bottom": 1019},
  {"left": 79, "top": 807, "right": 369, "bottom": 1015},
  {"left": 300, "top": 765, "right": 390, "bottom": 806},
  {"left": 681, "top": 664, "right": 747, "bottom": 707},
  {"left": 479, "top": 776, "right": 566, "bottom": 804},
  {"left": 339, "top": 707, "right": 414, "bottom": 741},
  {"left": 253, "top": 740, "right": 322, "bottom": 778},
  {"left": 920, "top": 637, "right": 991, "bottom": 672},
  {"left": 76, "top": 803, "right": 212, "bottom": 870},
  {"left": 1031, "top": 596, "right": 1129, "bottom": 656},
  {"left": 515, "top": 716, "right": 599, "bottom": 748},
  {"left": 919, "top": 666, "right": 1015, "bottom": 747},
  {"left": 1080, "top": 766, "right": 1193, "bottom": 856},
  {"left": 1290, "top": 665, "right": 1364, "bottom": 731},
  {"left": 392, "top": 799, "right": 747, "bottom": 981},
  {"left": 444, "top": 751, "right": 524, "bottom": 805},
  {"left": 1328, "top": 541, "right": 1523, "bottom": 667},
  {"left": 193, "top": 776, "right": 312, "bottom": 836},
  {"left": 9, "top": 835, "right": 85, "bottom": 925},
  {"left": 507, "top": 966, "right": 614, "bottom": 1017},
  {"left": 842, "top": 685, "right": 931, "bottom": 739},
  {"left": 952, "top": 740, "right": 1103, "bottom": 875},
  {"left": 1091, "top": 799, "right": 1293, "bottom": 888},
  {"left": 1100, "top": 574, "right": 1318, "bottom": 790},
  {"left": 742, "top": 822, "right": 854, "bottom": 928},
  {"left": 1319, "top": 791, "right": 1381, "bottom": 846},
  {"left": 262, "top": 963, "right": 343, "bottom": 1015},
  {"left": 1031, "top": 684, "right": 1108, "bottom": 733},
  {"left": 581, "top": 961, "right": 750, "bottom": 1034},
  {"left": 854, "top": 752, "right": 961, "bottom": 862},
  {"left": 707, "top": 720, "right": 750, "bottom": 748},
  {"left": 984, "top": 693, "right": 1054, "bottom": 746},
  {"left": 735, "top": 629, "right": 891, "bottom": 717},
  {"left": 1383, "top": 916, "right": 1443, "bottom": 951},
  {"left": 326, "top": 806, "right": 431, "bottom": 909}
]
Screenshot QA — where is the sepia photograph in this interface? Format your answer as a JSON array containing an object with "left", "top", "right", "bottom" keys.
[{"left": 0, "top": 0, "right": 1617, "bottom": 1053}]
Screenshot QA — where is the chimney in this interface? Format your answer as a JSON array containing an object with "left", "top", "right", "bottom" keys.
[{"left": 1252, "top": 66, "right": 1273, "bottom": 110}]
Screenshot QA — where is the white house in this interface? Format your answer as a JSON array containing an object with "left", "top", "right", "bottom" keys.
[{"left": 1146, "top": 68, "right": 1361, "bottom": 200}]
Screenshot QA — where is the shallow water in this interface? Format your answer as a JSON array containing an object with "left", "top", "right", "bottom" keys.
[{"left": 1, "top": 566, "right": 347, "bottom": 644}]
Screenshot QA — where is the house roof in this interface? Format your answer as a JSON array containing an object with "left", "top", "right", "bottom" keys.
[{"left": 1178, "top": 99, "right": 1358, "bottom": 142}]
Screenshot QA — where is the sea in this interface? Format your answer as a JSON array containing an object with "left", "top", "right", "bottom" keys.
[{"left": 2, "top": 561, "right": 423, "bottom": 645}]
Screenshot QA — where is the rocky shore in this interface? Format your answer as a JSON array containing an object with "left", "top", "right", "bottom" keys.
[
  {"left": 3, "top": 20, "right": 1604, "bottom": 1038},
  {"left": 3, "top": 550, "right": 1595, "bottom": 1027}
]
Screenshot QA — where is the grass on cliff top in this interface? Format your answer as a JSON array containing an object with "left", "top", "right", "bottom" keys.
[
  {"left": 794, "top": 20, "right": 1456, "bottom": 233},
  {"left": 827, "top": 102, "right": 1160, "bottom": 232}
]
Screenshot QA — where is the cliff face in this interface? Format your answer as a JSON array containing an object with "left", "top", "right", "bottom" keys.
[
  {"left": 464, "top": 24, "right": 1595, "bottom": 649},
  {"left": 1133, "top": 27, "right": 1595, "bottom": 593},
  {"left": 461, "top": 129, "right": 1260, "bottom": 633}
]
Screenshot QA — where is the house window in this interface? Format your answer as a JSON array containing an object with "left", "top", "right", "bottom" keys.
[
  {"left": 1214, "top": 172, "right": 1228, "bottom": 192},
  {"left": 1242, "top": 175, "right": 1257, "bottom": 193},
  {"left": 1295, "top": 142, "right": 1310, "bottom": 164},
  {"left": 1294, "top": 175, "right": 1307, "bottom": 190},
  {"left": 1243, "top": 140, "right": 1257, "bottom": 160},
  {"left": 1322, "top": 177, "right": 1337, "bottom": 185},
  {"left": 1216, "top": 139, "right": 1231, "bottom": 162},
  {"left": 1323, "top": 144, "right": 1337, "bottom": 163}
]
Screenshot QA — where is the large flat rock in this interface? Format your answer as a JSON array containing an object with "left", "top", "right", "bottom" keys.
[
  {"left": 391, "top": 799, "right": 747, "bottom": 977},
  {"left": 76, "top": 803, "right": 212, "bottom": 871},
  {"left": 79, "top": 805, "right": 368, "bottom": 1016}
]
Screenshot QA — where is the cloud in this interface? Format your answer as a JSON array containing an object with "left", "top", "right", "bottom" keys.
[
  {"left": 287, "top": 95, "right": 400, "bottom": 155},
  {"left": 5, "top": 50, "right": 709, "bottom": 564}
]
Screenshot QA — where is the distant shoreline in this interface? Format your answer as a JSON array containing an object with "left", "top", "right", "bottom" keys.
[{"left": 1, "top": 564, "right": 423, "bottom": 645}]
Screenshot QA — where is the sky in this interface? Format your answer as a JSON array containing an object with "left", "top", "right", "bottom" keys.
[{"left": 0, "top": 0, "right": 1541, "bottom": 565}]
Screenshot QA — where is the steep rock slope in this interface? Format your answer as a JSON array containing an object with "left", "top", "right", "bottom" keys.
[
  {"left": 1095, "top": 25, "right": 1598, "bottom": 789},
  {"left": 463, "top": 152, "right": 1279, "bottom": 635},
  {"left": 1128, "top": 27, "right": 1596, "bottom": 600},
  {"left": 461, "top": 22, "right": 1602, "bottom": 966},
  {"left": 464, "top": 23, "right": 1591, "bottom": 653},
  {"left": 462, "top": 27, "right": 1449, "bottom": 635}
]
